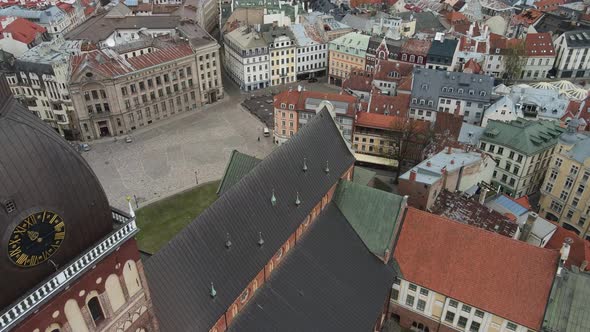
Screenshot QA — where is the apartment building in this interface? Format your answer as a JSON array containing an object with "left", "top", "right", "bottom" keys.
[
  {"left": 0, "top": 5, "right": 84, "bottom": 39},
  {"left": 69, "top": 38, "right": 209, "bottom": 140},
  {"left": 521, "top": 33, "right": 555, "bottom": 81},
  {"left": 328, "top": 32, "right": 370, "bottom": 86},
  {"left": 409, "top": 68, "right": 493, "bottom": 124},
  {"left": 399, "top": 147, "right": 495, "bottom": 210},
  {"left": 224, "top": 25, "right": 270, "bottom": 91},
  {"left": 291, "top": 23, "right": 328, "bottom": 80},
  {"left": 5, "top": 38, "right": 83, "bottom": 139},
  {"left": 300, "top": 12, "right": 352, "bottom": 43},
  {"left": 426, "top": 36, "right": 459, "bottom": 71},
  {"left": 263, "top": 25, "right": 296, "bottom": 86},
  {"left": 480, "top": 119, "right": 564, "bottom": 197},
  {"left": 553, "top": 30, "right": 590, "bottom": 79},
  {"left": 540, "top": 120, "right": 590, "bottom": 240},
  {"left": 273, "top": 88, "right": 358, "bottom": 145},
  {"left": 365, "top": 36, "right": 403, "bottom": 71},
  {"left": 391, "top": 208, "right": 559, "bottom": 332}
]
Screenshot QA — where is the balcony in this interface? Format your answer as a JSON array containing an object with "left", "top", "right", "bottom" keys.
[{"left": 0, "top": 209, "right": 138, "bottom": 331}]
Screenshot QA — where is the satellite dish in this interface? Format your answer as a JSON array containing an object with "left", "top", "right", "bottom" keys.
[{"left": 106, "top": 39, "right": 115, "bottom": 47}]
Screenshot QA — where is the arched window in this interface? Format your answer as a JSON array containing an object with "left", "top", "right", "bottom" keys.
[
  {"left": 87, "top": 297, "right": 104, "bottom": 324},
  {"left": 409, "top": 55, "right": 415, "bottom": 62},
  {"left": 480, "top": 91, "right": 486, "bottom": 96},
  {"left": 45, "top": 323, "right": 61, "bottom": 332},
  {"left": 240, "top": 288, "right": 249, "bottom": 303},
  {"left": 402, "top": 54, "right": 407, "bottom": 61},
  {"left": 417, "top": 56, "right": 423, "bottom": 63}
]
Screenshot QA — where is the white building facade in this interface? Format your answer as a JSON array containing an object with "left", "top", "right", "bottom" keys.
[
  {"left": 553, "top": 30, "right": 590, "bottom": 79},
  {"left": 223, "top": 26, "right": 270, "bottom": 91},
  {"left": 290, "top": 24, "right": 328, "bottom": 80}
]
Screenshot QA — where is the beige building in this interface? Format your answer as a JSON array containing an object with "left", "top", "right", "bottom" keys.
[
  {"left": 328, "top": 32, "right": 370, "bottom": 86},
  {"left": 540, "top": 120, "right": 590, "bottom": 240},
  {"left": 263, "top": 25, "right": 296, "bottom": 86},
  {"left": 69, "top": 36, "right": 221, "bottom": 140}
]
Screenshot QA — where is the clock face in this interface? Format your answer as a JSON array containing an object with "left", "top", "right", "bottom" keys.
[{"left": 7, "top": 211, "right": 66, "bottom": 268}]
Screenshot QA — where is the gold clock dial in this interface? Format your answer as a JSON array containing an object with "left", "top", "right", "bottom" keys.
[{"left": 7, "top": 211, "right": 65, "bottom": 267}]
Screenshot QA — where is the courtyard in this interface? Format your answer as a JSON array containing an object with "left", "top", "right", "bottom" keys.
[{"left": 83, "top": 96, "right": 275, "bottom": 211}]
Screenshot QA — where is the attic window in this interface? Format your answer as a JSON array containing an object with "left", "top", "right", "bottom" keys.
[
  {"left": 85, "top": 72, "right": 93, "bottom": 78},
  {"left": 480, "top": 91, "right": 486, "bottom": 96},
  {"left": 289, "top": 104, "right": 295, "bottom": 110},
  {"left": 3, "top": 199, "right": 15, "bottom": 214},
  {"left": 280, "top": 103, "right": 286, "bottom": 109}
]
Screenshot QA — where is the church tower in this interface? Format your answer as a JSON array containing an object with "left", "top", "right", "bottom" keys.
[{"left": 0, "top": 76, "right": 158, "bottom": 332}]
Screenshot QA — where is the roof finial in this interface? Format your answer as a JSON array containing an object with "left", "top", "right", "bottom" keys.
[
  {"left": 303, "top": 157, "right": 308, "bottom": 172},
  {"left": 325, "top": 160, "right": 330, "bottom": 174},
  {"left": 126, "top": 195, "right": 135, "bottom": 218},
  {"left": 210, "top": 282, "right": 217, "bottom": 298},
  {"left": 295, "top": 191, "right": 301, "bottom": 206},
  {"left": 271, "top": 189, "right": 277, "bottom": 206},
  {"left": 257, "top": 232, "right": 264, "bottom": 246},
  {"left": 225, "top": 233, "right": 232, "bottom": 249}
]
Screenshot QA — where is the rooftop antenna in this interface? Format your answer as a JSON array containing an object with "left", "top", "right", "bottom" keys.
[
  {"left": 210, "top": 282, "right": 217, "bottom": 298},
  {"left": 257, "top": 232, "right": 264, "bottom": 246},
  {"left": 225, "top": 233, "right": 232, "bottom": 249},
  {"left": 295, "top": 192, "right": 301, "bottom": 206},
  {"left": 271, "top": 189, "right": 277, "bottom": 206},
  {"left": 303, "top": 157, "right": 308, "bottom": 172}
]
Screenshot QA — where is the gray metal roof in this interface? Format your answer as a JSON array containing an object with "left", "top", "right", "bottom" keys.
[
  {"left": 227, "top": 203, "right": 395, "bottom": 332},
  {"left": 0, "top": 5, "right": 65, "bottom": 24},
  {"left": 144, "top": 108, "right": 355, "bottom": 331},
  {"left": 410, "top": 68, "right": 494, "bottom": 111},
  {"left": 563, "top": 30, "right": 590, "bottom": 48},
  {"left": 543, "top": 267, "right": 590, "bottom": 331}
]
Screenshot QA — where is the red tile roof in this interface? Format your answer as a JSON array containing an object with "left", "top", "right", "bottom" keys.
[
  {"left": 446, "top": 11, "right": 468, "bottom": 24},
  {"left": 463, "top": 58, "right": 482, "bottom": 74},
  {"left": 397, "top": 76, "right": 413, "bottom": 92},
  {"left": 545, "top": 224, "right": 590, "bottom": 271},
  {"left": 0, "top": 17, "right": 45, "bottom": 44},
  {"left": 395, "top": 208, "right": 559, "bottom": 330},
  {"left": 355, "top": 112, "right": 405, "bottom": 130},
  {"left": 561, "top": 98, "right": 590, "bottom": 130},
  {"left": 342, "top": 70, "right": 373, "bottom": 92},
  {"left": 525, "top": 33, "right": 555, "bottom": 57},
  {"left": 71, "top": 44, "right": 193, "bottom": 79},
  {"left": 512, "top": 9, "right": 544, "bottom": 26},
  {"left": 534, "top": 0, "right": 565, "bottom": 12},
  {"left": 56, "top": 2, "right": 75, "bottom": 13},
  {"left": 401, "top": 39, "right": 431, "bottom": 56},
  {"left": 273, "top": 90, "right": 358, "bottom": 115},
  {"left": 514, "top": 195, "right": 532, "bottom": 210},
  {"left": 373, "top": 60, "right": 414, "bottom": 81},
  {"left": 368, "top": 93, "right": 410, "bottom": 116},
  {"left": 458, "top": 36, "right": 487, "bottom": 54}
]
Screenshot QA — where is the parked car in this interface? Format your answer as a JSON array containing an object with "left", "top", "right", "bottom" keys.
[
  {"left": 308, "top": 77, "right": 318, "bottom": 83},
  {"left": 80, "top": 143, "right": 91, "bottom": 152},
  {"left": 263, "top": 127, "right": 270, "bottom": 137},
  {"left": 125, "top": 136, "right": 133, "bottom": 143}
]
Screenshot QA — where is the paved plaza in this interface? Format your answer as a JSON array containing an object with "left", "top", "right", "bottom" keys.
[{"left": 83, "top": 97, "right": 274, "bottom": 210}]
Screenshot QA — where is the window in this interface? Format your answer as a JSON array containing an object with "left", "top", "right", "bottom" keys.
[
  {"left": 409, "top": 284, "right": 417, "bottom": 291},
  {"left": 462, "top": 305, "right": 471, "bottom": 313},
  {"left": 445, "top": 311, "right": 455, "bottom": 323},
  {"left": 87, "top": 297, "right": 104, "bottom": 323},
  {"left": 545, "top": 182, "right": 553, "bottom": 192},
  {"left": 469, "top": 321, "right": 481, "bottom": 332},
  {"left": 555, "top": 158, "right": 563, "bottom": 167},
  {"left": 474, "top": 310, "right": 484, "bottom": 318},
  {"left": 577, "top": 184, "right": 585, "bottom": 195},
  {"left": 420, "top": 288, "right": 429, "bottom": 296},
  {"left": 497, "top": 147, "right": 504, "bottom": 155},
  {"left": 406, "top": 295, "right": 415, "bottom": 307},
  {"left": 488, "top": 144, "right": 495, "bottom": 153},
  {"left": 549, "top": 169, "right": 558, "bottom": 181},
  {"left": 572, "top": 197, "right": 579, "bottom": 207},
  {"left": 458, "top": 316, "right": 468, "bottom": 328},
  {"left": 417, "top": 299, "right": 426, "bottom": 311},
  {"left": 449, "top": 299, "right": 458, "bottom": 308},
  {"left": 578, "top": 216, "right": 587, "bottom": 227},
  {"left": 583, "top": 171, "right": 590, "bottom": 182},
  {"left": 240, "top": 288, "right": 249, "bottom": 303},
  {"left": 506, "top": 322, "right": 517, "bottom": 331},
  {"left": 550, "top": 200, "right": 563, "bottom": 213},
  {"left": 480, "top": 142, "right": 486, "bottom": 150},
  {"left": 392, "top": 289, "right": 399, "bottom": 301},
  {"left": 517, "top": 155, "right": 523, "bottom": 163},
  {"left": 566, "top": 209, "right": 574, "bottom": 219},
  {"left": 509, "top": 151, "right": 515, "bottom": 159},
  {"left": 393, "top": 277, "right": 401, "bottom": 285},
  {"left": 571, "top": 165, "right": 580, "bottom": 175}
]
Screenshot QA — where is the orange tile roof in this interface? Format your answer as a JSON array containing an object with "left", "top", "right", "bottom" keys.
[
  {"left": 446, "top": 11, "right": 468, "bottom": 24},
  {"left": 274, "top": 90, "right": 358, "bottom": 115},
  {"left": 534, "top": 0, "right": 565, "bottom": 12},
  {"left": 401, "top": 39, "right": 431, "bottom": 56},
  {"left": 546, "top": 224, "right": 590, "bottom": 271},
  {"left": 514, "top": 195, "right": 532, "bottom": 210},
  {"left": 0, "top": 18, "right": 46, "bottom": 44},
  {"left": 373, "top": 60, "right": 414, "bottom": 81},
  {"left": 525, "top": 33, "right": 555, "bottom": 57},
  {"left": 355, "top": 112, "right": 404, "bottom": 130},
  {"left": 397, "top": 76, "right": 413, "bottom": 91},
  {"left": 342, "top": 70, "right": 373, "bottom": 92},
  {"left": 367, "top": 93, "right": 410, "bottom": 116},
  {"left": 395, "top": 208, "right": 559, "bottom": 330},
  {"left": 512, "top": 9, "right": 544, "bottom": 26},
  {"left": 463, "top": 58, "right": 482, "bottom": 74}
]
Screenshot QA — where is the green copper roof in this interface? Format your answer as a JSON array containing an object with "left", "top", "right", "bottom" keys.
[
  {"left": 217, "top": 150, "right": 261, "bottom": 196},
  {"left": 480, "top": 119, "right": 564, "bottom": 156},
  {"left": 329, "top": 32, "right": 370, "bottom": 58},
  {"left": 352, "top": 166, "right": 376, "bottom": 186},
  {"left": 334, "top": 180, "right": 405, "bottom": 259},
  {"left": 543, "top": 268, "right": 590, "bottom": 332}
]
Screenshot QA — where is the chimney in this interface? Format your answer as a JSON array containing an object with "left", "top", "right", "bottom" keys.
[
  {"left": 519, "top": 212, "right": 537, "bottom": 241},
  {"left": 447, "top": 146, "right": 452, "bottom": 154},
  {"left": 409, "top": 170, "right": 417, "bottom": 181},
  {"left": 426, "top": 161, "right": 432, "bottom": 167},
  {"left": 560, "top": 239, "right": 572, "bottom": 264},
  {"left": 478, "top": 188, "right": 488, "bottom": 204}
]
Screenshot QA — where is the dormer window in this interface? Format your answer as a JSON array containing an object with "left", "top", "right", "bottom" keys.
[
  {"left": 458, "top": 88, "right": 463, "bottom": 94},
  {"left": 280, "top": 103, "right": 286, "bottom": 109},
  {"left": 442, "top": 87, "right": 448, "bottom": 92},
  {"left": 480, "top": 91, "right": 486, "bottom": 96},
  {"left": 428, "top": 100, "right": 434, "bottom": 106},
  {"left": 422, "top": 84, "right": 428, "bottom": 90},
  {"left": 495, "top": 48, "right": 500, "bottom": 54},
  {"left": 412, "top": 98, "right": 417, "bottom": 104},
  {"left": 469, "top": 90, "right": 475, "bottom": 95},
  {"left": 419, "top": 99, "right": 425, "bottom": 105},
  {"left": 449, "top": 87, "right": 454, "bottom": 93},
  {"left": 289, "top": 104, "right": 295, "bottom": 110}
]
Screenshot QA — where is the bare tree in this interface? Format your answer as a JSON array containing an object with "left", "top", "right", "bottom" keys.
[
  {"left": 389, "top": 117, "right": 432, "bottom": 183},
  {"left": 503, "top": 41, "right": 526, "bottom": 85}
]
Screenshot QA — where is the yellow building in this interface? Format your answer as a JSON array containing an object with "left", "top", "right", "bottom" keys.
[
  {"left": 263, "top": 25, "right": 296, "bottom": 86},
  {"left": 540, "top": 120, "right": 590, "bottom": 240},
  {"left": 328, "top": 32, "right": 370, "bottom": 86}
]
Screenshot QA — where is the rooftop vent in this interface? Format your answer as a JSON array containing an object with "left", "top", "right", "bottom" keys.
[
  {"left": 257, "top": 232, "right": 264, "bottom": 246},
  {"left": 303, "top": 158, "right": 308, "bottom": 172},
  {"left": 295, "top": 192, "right": 301, "bottom": 206},
  {"left": 271, "top": 190, "right": 277, "bottom": 206},
  {"left": 210, "top": 282, "right": 217, "bottom": 298},
  {"left": 225, "top": 233, "right": 232, "bottom": 249},
  {"left": 325, "top": 160, "right": 330, "bottom": 174},
  {"left": 3, "top": 199, "right": 15, "bottom": 214}
]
